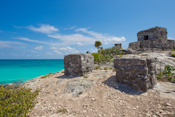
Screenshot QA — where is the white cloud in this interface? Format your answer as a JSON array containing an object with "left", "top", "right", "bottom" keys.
[
  {"left": 14, "top": 27, "right": 126, "bottom": 53},
  {"left": 50, "top": 47, "right": 57, "bottom": 50},
  {"left": 34, "top": 46, "right": 43, "bottom": 50},
  {"left": 90, "top": 49, "right": 98, "bottom": 53},
  {"left": 52, "top": 50, "right": 62, "bottom": 55},
  {"left": 48, "top": 33, "right": 95, "bottom": 45},
  {"left": 77, "top": 42, "right": 83, "bottom": 45},
  {"left": 168, "top": 37, "right": 174, "bottom": 40},
  {"left": 59, "top": 47, "right": 79, "bottom": 54},
  {"left": 0, "top": 40, "right": 25, "bottom": 48},
  {"left": 76, "top": 28, "right": 126, "bottom": 44},
  {"left": 46, "top": 52, "right": 53, "bottom": 55},
  {"left": 27, "top": 24, "right": 59, "bottom": 34}
]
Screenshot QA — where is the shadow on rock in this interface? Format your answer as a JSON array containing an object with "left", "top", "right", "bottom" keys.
[
  {"left": 102, "top": 75, "right": 143, "bottom": 95},
  {"left": 55, "top": 75, "right": 81, "bottom": 79}
]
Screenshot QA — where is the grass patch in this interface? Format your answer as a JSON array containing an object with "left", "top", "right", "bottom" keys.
[
  {"left": 95, "top": 66, "right": 100, "bottom": 69},
  {"left": 109, "top": 67, "right": 113, "bottom": 70},
  {"left": 58, "top": 108, "right": 67, "bottom": 113},
  {"left": 104, "top": 67, "right": 108, "bottom": 70},
  {"left": 100, "top": 68, "right": 102, "bottom": 70},
  {"left": 0, "top": 85, "right": 39, "bottom": 116},
  {"left": 83, "top": 76, "right": 88, "bottom": 78},
  {"left": 41, "top": 72, "right": 54, "bottom": 79}
]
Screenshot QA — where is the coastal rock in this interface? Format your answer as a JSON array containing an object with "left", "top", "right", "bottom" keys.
[
  {"left": 66, "top": 79, "right": 94, "bottom": 97},
  {"left": 114, "top": 55, "right": 157, "bottom": 92},
  {"left": 64, "top": 54, "right": 94, "bottom": 76}
]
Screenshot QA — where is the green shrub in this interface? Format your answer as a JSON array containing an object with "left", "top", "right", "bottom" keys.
[
  {"left": 58, "top": 108, "right": 67, "bottom": 113},
  {"left": 0, "top": 85, "right": 39, "bottom": 117},
  {"left": 41, "top": 75, "right": 47, "bottom": 79},
  {"left": 172, "top": 54, "right": 175, "bottom": 57},
  {"left": 157, "top": 65, "right": 175, "bottom": 83},
  {"left": 95, "top": 66, "right": 100, "bottom": 69},
  {"left": 92, "top": 46, "right": 125, "bottom": 64},
  {"left": 104, "top": 67, "right": 108, "bottom": 70},
  {"left": 41, "top": 72, "right": 54, "bottom": 79},
  {"left": 83, "top": 76, "right": 88, "bottom": 78}
]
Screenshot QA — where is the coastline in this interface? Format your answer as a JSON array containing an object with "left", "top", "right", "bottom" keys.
[{"left": 0, "top": 59, "right": 64, "bottom": 85}]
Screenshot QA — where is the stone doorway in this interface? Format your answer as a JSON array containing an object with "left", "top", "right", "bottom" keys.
[{"left": 144, "top": 35, "right": 148, "bottom": 40}]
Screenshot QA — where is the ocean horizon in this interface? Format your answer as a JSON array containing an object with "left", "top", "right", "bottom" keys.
[{"left": 0, "top": 59, "right": 64, "bottom": 84}]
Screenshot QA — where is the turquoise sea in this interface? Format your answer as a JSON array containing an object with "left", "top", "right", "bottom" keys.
[{"left": 0, "top": 59, "right": 64, "bottom": 84}]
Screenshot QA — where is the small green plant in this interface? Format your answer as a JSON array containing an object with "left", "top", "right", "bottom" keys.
[
  {"left": 40, "top": 73, "right": 54, "bottom": 79},
  {"left": 41, "top": 75, "right": 47, "bottom": 79},
  {"left": 104, "top": 67, "right": 108, "bottom": 70},
  {"left": 172, "top": 54, "right": 175, "bottom": 57},
  {"left": 109, "top": 67, "right": 113, "bottom": 70},
  {"left": 83, "top": 76, "right": 88, "bottom": 78},
  {"left": 157, "top": 65, "right": 175, "bottom": 83},
  {"left": 58, "top": 108, "right": 67, "bottom": 113},
  {"left": 95, "top": 66, "right": 100, "bottom": 69},
  {"left": 0, "top": 85, "right": 39, "bottom": 116},
  {"left": 100, "top": 68, "right": 102, "bottom": 70},
  {"left": 61, "top": 71, "right": 64, "bottom": 73}
]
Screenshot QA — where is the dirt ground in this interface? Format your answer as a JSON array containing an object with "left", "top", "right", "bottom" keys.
[{"left": 23, "top": 68, "right": 175, "bottom": 117}]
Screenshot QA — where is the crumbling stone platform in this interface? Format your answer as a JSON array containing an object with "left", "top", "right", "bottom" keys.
[
  {"left": 114, "top": 55, "right": 157, "bottom": 92},
  {"left": 64, "top": 54, "right": 94, "bottom": 76},
  {"left": 128, "top": 26, "right": 175, "bottom": 53}
]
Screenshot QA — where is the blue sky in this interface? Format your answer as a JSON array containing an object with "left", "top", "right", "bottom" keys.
[{"left": 0, "top": 0, "right": 175, "bottom": 59}]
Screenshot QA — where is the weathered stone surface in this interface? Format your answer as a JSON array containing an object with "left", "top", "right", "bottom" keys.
[
  {"left": 66, "top": 79, "right": 94, "bottom": 97},
  {"left": 128, "top": 39, "right": 175, "bottom": 52},
  {"left": 128, "top": 26, "right": 175, "bottom": 53},
  {"left": 64, "top": 54, "right": 94, "bottom": 76},
  {"left": 155, "top": 82, "right": 175, "bottom": 100},
  {"left": 114, "top": 56, "right": 157, "bottom": 92},
  {"left": 137, "top": 26, "right": 167, "bottom": 41}
]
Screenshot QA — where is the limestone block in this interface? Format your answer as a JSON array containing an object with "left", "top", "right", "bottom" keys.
[
  {"left": 64, "top": 54, "right": 94, "bottom": 76},
  {"left": 114, "top": 56, "right": 157, "bottom": 92}
]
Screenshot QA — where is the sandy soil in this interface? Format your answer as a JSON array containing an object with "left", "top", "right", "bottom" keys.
[{"left": 23, "top": 68, "right": 175, "bottom": 117}]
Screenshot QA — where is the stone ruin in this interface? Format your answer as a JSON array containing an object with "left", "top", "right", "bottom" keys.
[
  {"left": 114, "top": 55, "right": 157, "bottom": 92},
  {"left": 114, "top": 43, "right": 122, "bottom": 49},
  {"left": 64, "top": 54, "right": 94, "bottom": 76},
  {"left": 128, "top": 26, "right": 175, "bottom": 52}
]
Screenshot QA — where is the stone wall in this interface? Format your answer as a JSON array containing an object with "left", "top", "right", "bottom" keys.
[
  {"left": 128, "top": 39, "right": 175, "bottom": 52},
  {"left": 64, "top": 54, "right": 94, "bottom": 76},
  {"left": 114, "top": 56, "right": 157, "bottom": 92},
  {"left": 137, "top": 26, "right": 167, "bottom": 41}
]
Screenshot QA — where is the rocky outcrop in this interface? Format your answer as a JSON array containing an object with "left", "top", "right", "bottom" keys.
[
  {"left": 66, "top": 79, "right": 94, "bottom": 97},
  {"left": 114, "top": 55, "right": 157, "bottom": 92},
  {"left": 64, "top": 54, "right": 94, "bottom": 76}
]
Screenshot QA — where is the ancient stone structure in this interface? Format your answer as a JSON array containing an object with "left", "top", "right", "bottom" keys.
[
  {"left": 64, "top": 54, "right": 94, "bottom": 76},
  {"left": 115, "top": 43, "right": 122, "bottom": 49},
  {"left": 137, "top": 26, "right": 167, "bottom": 41},
  {"left": 114, "top": 55, "right": 157, "bottom": 92},
  {"left": 128, "top": 26, "right": 175, "bottom": 52}
]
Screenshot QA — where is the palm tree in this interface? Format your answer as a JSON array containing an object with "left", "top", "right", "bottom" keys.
[
  {"left": 94, "top": 41, "right": 102, "bottom": 64},
  {"left": 94, "top": 41, "right": 102, "bottom": 51}
]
